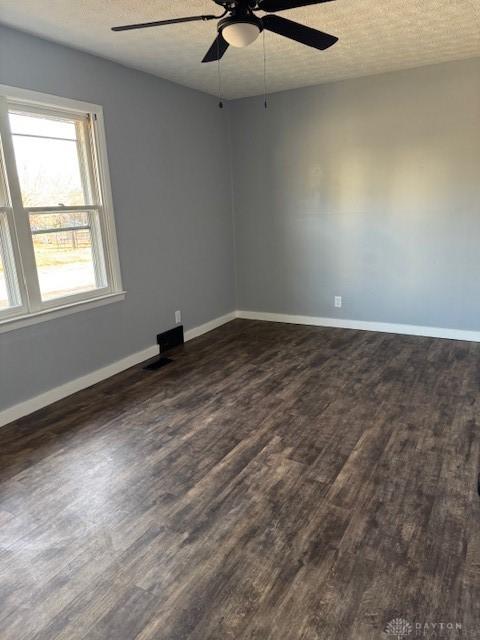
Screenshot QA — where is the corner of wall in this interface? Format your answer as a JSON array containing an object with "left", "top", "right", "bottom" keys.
[{"left": 225, "top": 102, "right": 239, "bottom": 311}]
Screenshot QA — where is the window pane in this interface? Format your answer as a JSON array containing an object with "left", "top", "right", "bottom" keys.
[
  {"left": 30, "top": 210, "right": 90, "bottom": 232},
  {"left": 0, "top": 213, "right": 21, "bottom": 310},
  {"left": 0, "top": 177, "right": 6, "bottom": 207},
  {"left": 30, "top": 212, "right": 104, "bottom": 302},
  {"left": 0, "top": 139, "right": 8, "bottom": 208},
  {"left": 0, "top": 163, "right": 7, "bottom": 207},
  {"left": 0, "top": 248, "right": 8, "bottom": 310},
  {"left": 9, "top": 111, "right": 90, "bottom": 207},
  {"left": 12, "top": 137, "right": 86, "bottom": 207}
]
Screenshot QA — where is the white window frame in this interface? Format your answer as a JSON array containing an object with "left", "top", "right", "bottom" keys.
[{"left": 0, "top": 85, "right": 124, "bottom": 333}]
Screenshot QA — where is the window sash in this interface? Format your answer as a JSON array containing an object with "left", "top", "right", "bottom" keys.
[
  {"left": 0, "top": 132, "right": 23, "bottom": 314},
  {"left": 9, "top": 104, "right": 96, "bottom": 210},
  {"left": 27, "top": 207, "right": 109, "bottom": 305},
  {"left": 0, "top": 101, "right": 31, "bottom": 317},
  {"left": 0, "top": 88, "right": 122, "bottom": 322}
]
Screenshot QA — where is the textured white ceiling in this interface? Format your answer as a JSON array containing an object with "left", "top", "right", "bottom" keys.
[{"left": 0, "top": 1, "right": 479, "bottom": 99}]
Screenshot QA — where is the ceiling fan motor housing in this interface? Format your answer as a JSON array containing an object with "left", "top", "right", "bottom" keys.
[
  {"left": 213, "top": 0, "right": 259, "bottom": 8},
  {"left": 218, "top": 14, "right": 263, "bottom": 47}
]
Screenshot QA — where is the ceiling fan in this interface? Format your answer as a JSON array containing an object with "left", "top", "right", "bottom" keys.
[{"left": 112, "top": 0, "right": 338, "bottom": 63}]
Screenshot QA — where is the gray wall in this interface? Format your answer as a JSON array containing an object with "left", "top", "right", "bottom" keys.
[
  {"left": 230, "top": 58, "right": 480, "bottom": 331},
  {"left": 2, "top": 23, "right": 480, "bottom": 413},
  {"left": 0, "top": 25, "right": 235, "bottom": 409}
]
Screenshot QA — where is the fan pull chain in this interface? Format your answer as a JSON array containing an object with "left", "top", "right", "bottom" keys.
[
  {"left": 263, "top": 29, "right": 268, "bottom": 109},
  {"left": 217, "top": 39, "right": 224, "bottom": 109}
]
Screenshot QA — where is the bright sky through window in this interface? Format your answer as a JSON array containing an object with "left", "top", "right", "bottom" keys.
[{"left": 9, "top": 112, "right": 86, "bottom": 208}]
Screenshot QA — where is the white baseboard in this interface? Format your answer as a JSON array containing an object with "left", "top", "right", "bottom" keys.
[
  {"left": 237, "top": 310, "right": 480, "bottom": 343},
  {"left": 3, "top": 307, "right": 476, "bottom": 428},
  {"left": 184, "top": 311, "right": 237, "bottom": 341},
  {"left": 0, "top": 311, "right": 236, "bottom": 428},
  {"left": 0, "top": 345, "right": 159, "bottom": 428}
]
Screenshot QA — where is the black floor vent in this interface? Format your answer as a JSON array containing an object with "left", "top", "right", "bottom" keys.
[
  {"left": 157, "top": 325, "right": 184, "bottom": 352},
  {"left": 144, "top": 325, "right": 184, "bottom": 371},
  {"left": 144, "top": 356, "right": 173, "bottom": 371}
]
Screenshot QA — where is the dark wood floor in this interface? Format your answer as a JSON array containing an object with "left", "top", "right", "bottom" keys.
[{"left": 1, "top": 319, "right": 479, "bottom": 640}]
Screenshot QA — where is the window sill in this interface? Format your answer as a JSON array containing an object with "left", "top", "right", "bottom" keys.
[{"left": 0, "top": 291, "right": 126, "bottom": 334}]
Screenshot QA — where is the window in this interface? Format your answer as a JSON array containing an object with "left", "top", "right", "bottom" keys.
[{"left": 0, "top": 86, "right": 123, "bottom": 330}]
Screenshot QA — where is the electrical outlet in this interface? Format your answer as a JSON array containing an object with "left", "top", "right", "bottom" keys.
[
  {"left": 334, "top": 296, "right": 342, "bottom": 308},
  {"left": 175, "top": 310, "right": 181, "bottom": 324}
]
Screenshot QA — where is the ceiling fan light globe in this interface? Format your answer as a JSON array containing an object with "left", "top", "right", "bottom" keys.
[{"left": 222, "top": 22, "right": 260, "bottom": 47}]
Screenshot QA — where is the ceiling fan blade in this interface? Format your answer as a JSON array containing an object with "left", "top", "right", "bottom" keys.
[
  {"left": 262, "top": 14, "right": 338, "bottom": 50},
  {"left": 258, "top": 0, "right": 335, "bottom": 12},
  {"left": 112, "top": 15, "right": 216, "bottom": 32},
  {"left": 202, "top": 34, "right": 229, "bottom": 63}
]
